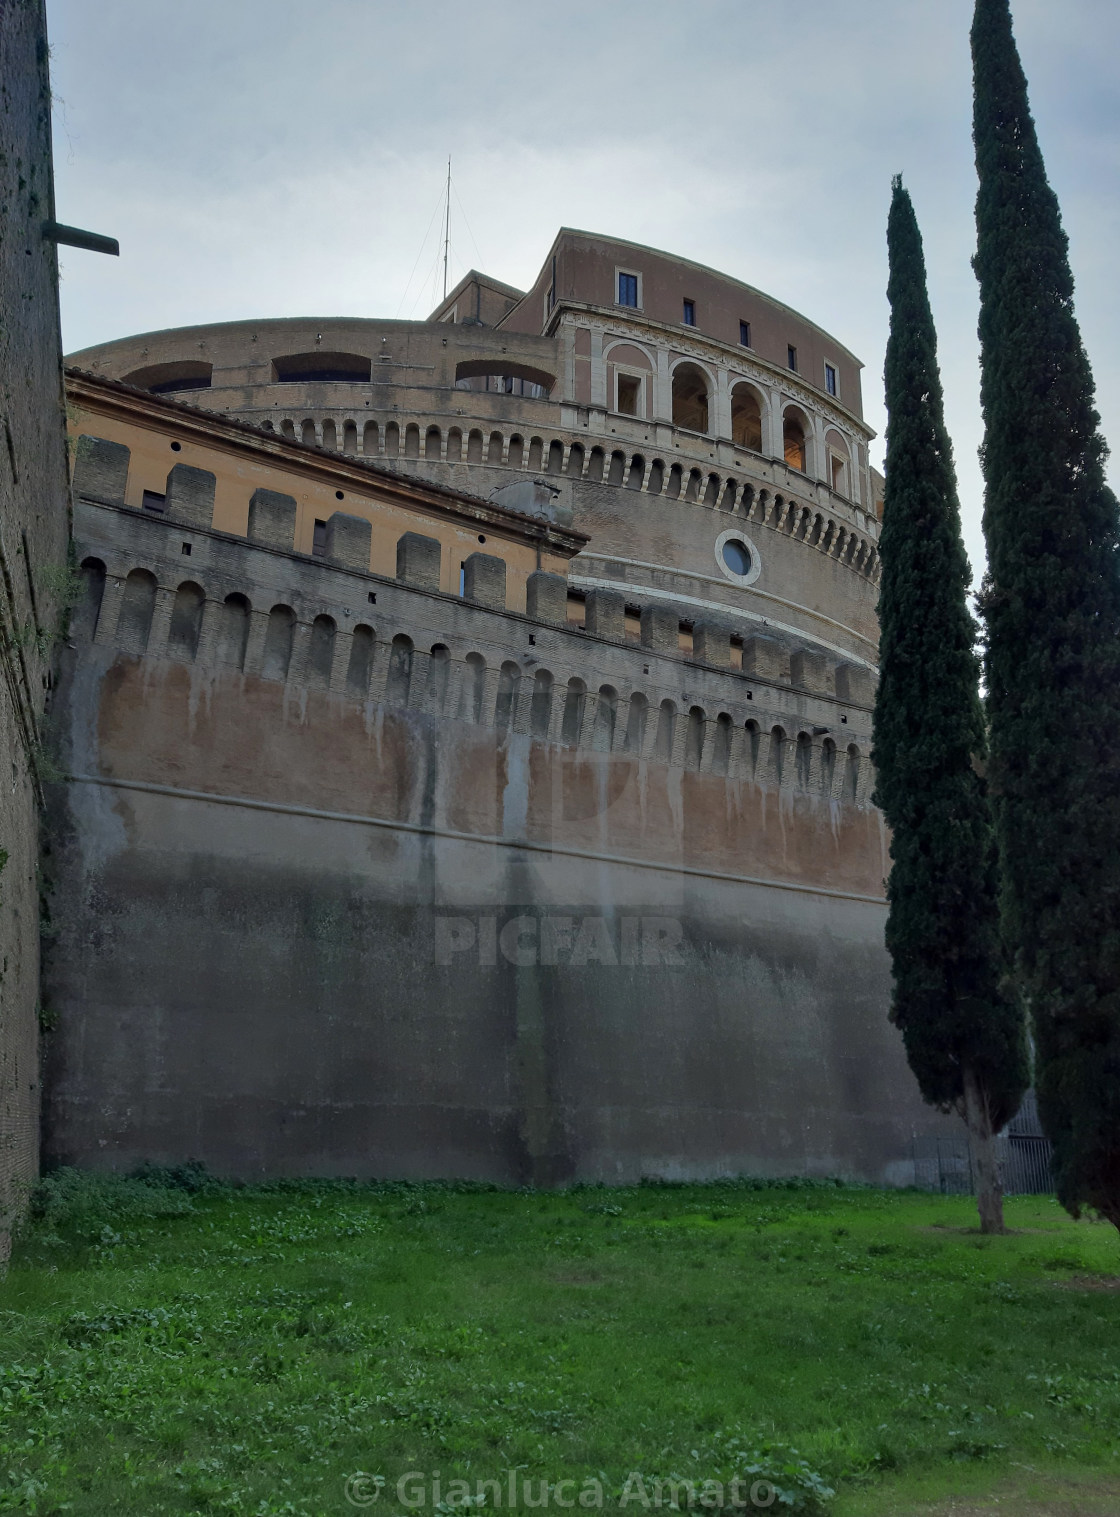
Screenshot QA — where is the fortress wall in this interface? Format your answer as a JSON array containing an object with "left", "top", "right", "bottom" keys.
[
  {"left": 40, "top": 498, "right": 955, "bottom": 1185},
  {"left": 0, "top": 0, "right": 71, "bottom": 1253}
]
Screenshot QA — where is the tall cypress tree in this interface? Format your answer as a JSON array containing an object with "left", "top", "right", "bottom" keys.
[
  {"left": 972, "top": 0, "right": 1120, "bottom": 1230},
  {"left": 874, "top": 177, "right": 1027, "bottom": 1233}
]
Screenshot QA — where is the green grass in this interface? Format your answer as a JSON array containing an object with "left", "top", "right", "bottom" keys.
[{"left": 2, "top": 1171, "right": 1119, "bottom": 1516}]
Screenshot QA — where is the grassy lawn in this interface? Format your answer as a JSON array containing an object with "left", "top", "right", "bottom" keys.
[{"left": 2, "top": 1173, "right": 1119, "bottom": 1516}]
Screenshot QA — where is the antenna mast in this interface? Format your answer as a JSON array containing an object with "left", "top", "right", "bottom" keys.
[{"left": 442, "top": 157, "right": 451, "bottom": 300}]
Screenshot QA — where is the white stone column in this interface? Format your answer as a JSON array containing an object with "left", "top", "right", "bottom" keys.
[
  {"left": 655, "top": 346, "right": 672, "bottom": 423},
  {"left": 713, "top": 369, "right": 732, "bottom": 441},
  {"left": 590, "top": 328, "right": 606, "bottom": 410},
  {"left": 811, "top": 413, "right": 827, "bottom": 485},
  {"left": 767, "top": 387, "right": 785, "bottom": 461}
]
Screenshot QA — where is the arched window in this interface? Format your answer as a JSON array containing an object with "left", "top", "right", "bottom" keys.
[
  {"left": 425, "top": 426, "right": 441, "bottom": 461},
  {"left": 446, "top": 428, "right": 462, "bottom": 463},
  {"left": 301, "top": 419, "right": 317, "bottom": 447},
  {"left": 342, "top": 420, "right": 358, "bottom": 454},
  {"left": 308, "top": 614, "right": 336, "bottom": 687},
  {"left": 783, "top": 411, "right": 808, "bottom": 472},
  {"left": 527, "top": 437, "right": 544, "bottom": 471},
  {"left": 731, "top": 384, "right": 763, "bottom": 451},
  {"left": 608, "top": 450, "right": 625, "bottom": 486},
  {"left": 321, "top": 419, "right": 337, "bottom": 451},
  {"left": 467, "top": 429, "right": 484, "bottom": 464},
  {"left": 385, "top": 422, "right": 400, "bottom": 458},
  {"left": 507, "top": 435, "right": 524, "bottom": 469},
  {"left": 530, "top": 669, "right": 553, "bottom": 738},
  {"left": 825, "top": 429, "right": 851, "bottom": 497},
  {"left": 685, "top": 706, "right": 706, "bottom": 770},
  {"left": 428, "top": 644, "right": 451, "bottom": 712},
  {"left": 547, "top": 440, "right": 564, "bottom": 474},
  {"left": 654, "top": 699, "right": 676, "bottom": 762},
  {"left": 217, "top": 592, "right": 250, "bottom": 670},
  {"left": 587, "top": 446, "right": 605, "bottom": 483},
  {"left": 561, "top": 678, "right": 586, "bottom": 746},
  {"left": 627, "top": 456, "right": 645, "bottom": 491},
  {"left": 593, "top": 685, "right": 618, "bottom": 752},
  {"left": 745, "top": 719, "right": 761, "bottom": 779},
  {"left": 496, "top": 661, "right": 521, "bottom": 733},
  {"left": 624, "top": 692, "right": 648, "bottom": 754},
  {"left": 75, "top": 557, "right": 106, "bottom": 642},
  {"left": 487, "top": 431, "right": 503, "bottom": 465},
  {"left": 386, "top": 634, "right": 414, "bottom": 706},
  {"left": 404, "top": 424, "right": 420, "bottom": 459},
  {"left": 117, "top": 568, "right": 157, "bottom": 655},
  {"left": 666, "top": 463, "right": 683, "bottom": 500},
  {"left": 362, "top": 420, "right": 379, "bottom": 455},
  {"left": 672, "top": 363, "right": 710, "bottom": 433},
  {"left": 566, "top": 443, "right": 585, "bottom": 478},
  {"left": 845, "top": 744, "right": 861, "bottom": 802},
  {"left": 821, "top": 737, "right": 837, "bottom": 795},
  {"left": 262, "top": 604, "right": 295, "bottom": 681},
  {"left": 712, "top": 713, "right": 733, "bottom": 775},
  {"left": 461, "top": 652, "right": 486, "bottom": 723},
  {"left": 769, "top": 725, "right": 787, "bottom": 785},
  {"left": 796, "top": 731, "right": 813, "bottom": 788},
  {"left": 347, "top": 624, "right": 375, "bottom": 696}
]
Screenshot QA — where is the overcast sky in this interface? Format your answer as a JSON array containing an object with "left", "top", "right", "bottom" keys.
[{"left": 45, "top": 0, "right": 1120, "bottom": 581}]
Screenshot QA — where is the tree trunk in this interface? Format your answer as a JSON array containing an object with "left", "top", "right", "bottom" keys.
[{"left": 962, "top": 1064, "right": 1006, "bottom": 1234}]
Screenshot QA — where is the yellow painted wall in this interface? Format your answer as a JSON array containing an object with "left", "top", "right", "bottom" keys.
[{"left": 68, "top": 405, "right": 570, "bottom": 614}]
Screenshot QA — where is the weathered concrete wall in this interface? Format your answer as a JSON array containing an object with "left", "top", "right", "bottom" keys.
[
  {"left": 0, "top": 0, "right": 70, "bottom": 1252},
  {"left": 42, "top": 495, "right": 955, "bottom": 1184}
]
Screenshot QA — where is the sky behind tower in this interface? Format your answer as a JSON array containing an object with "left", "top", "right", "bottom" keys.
[{"left": 46, "top": 0, "right": 1120, "bottom": 580}]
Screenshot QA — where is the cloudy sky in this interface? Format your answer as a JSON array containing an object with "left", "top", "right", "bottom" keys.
[{"left": 46, "top": 0, "right": 1120, "bottom": 580}]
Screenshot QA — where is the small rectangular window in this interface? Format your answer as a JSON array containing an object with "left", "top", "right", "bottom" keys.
[
  {"left": 683, "top": 299, "right": 696, "bottom": 327},
  {"left": 787, "top": 345, "right": 798, "bottom": 372},
  {"left": 739, "top": 320, "right": 751, "bottom": 347},
  {"left": 618, "top": 272, "right": 639, "bottom": 308},
  {"left": 616, "top": 374, "right": 641, "bottom": 416},
  {"left": 825, "top": 362, "right": 838, "bottom": 396},
  {"left": 141, "top": 489, "right": 166, "bottom": 514},
  {"left": 312, "top": 519, "right": 327, "bottom": 558}
]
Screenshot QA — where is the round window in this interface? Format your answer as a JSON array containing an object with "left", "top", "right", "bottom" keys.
[
  {"left": 722, "top": 538, "right": 752, "bottom": 577},
  {"left": 714, "top": 528, "right": 761, "bottom": 586}
]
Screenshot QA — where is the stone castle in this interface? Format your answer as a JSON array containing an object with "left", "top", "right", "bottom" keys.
[{"left": 34, "top": 226, "right": 962, "bottom": 1187}]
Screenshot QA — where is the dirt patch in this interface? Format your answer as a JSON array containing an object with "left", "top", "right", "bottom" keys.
[
  {"left": 1054, "top": 1274, "right": 1120, "bottom": 1292},
  {"left": 913, "top": 1225, "right": 1059, "bottom": 1236},
  {"left": 870, "top": 1473, "right": 1120, "bottom": 1516}
]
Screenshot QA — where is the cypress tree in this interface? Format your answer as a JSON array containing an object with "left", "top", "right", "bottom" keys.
[
  {"left": 874, "top": 177, "right": 1028, "bottom": 1234},
  {"left": 972, "top": 0, "right": 1120, "bottom": 1230}
]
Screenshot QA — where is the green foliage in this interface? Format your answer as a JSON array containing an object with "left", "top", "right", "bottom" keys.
[
  {"left": 971, "top": 0, "right": 1120, "bottom": 1226},
  {"left": 37, "top": 558, "right": 85, "bottom": 610},
  {"left": 3, "top": 1179, "right": 1120, "bottom": 1514},
  {"left": 29, "top": 1168, "right": 195, "bottom": 1237},
  {"left": 874, "top": 176, "right": 1027, "bottom": 1131}
]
